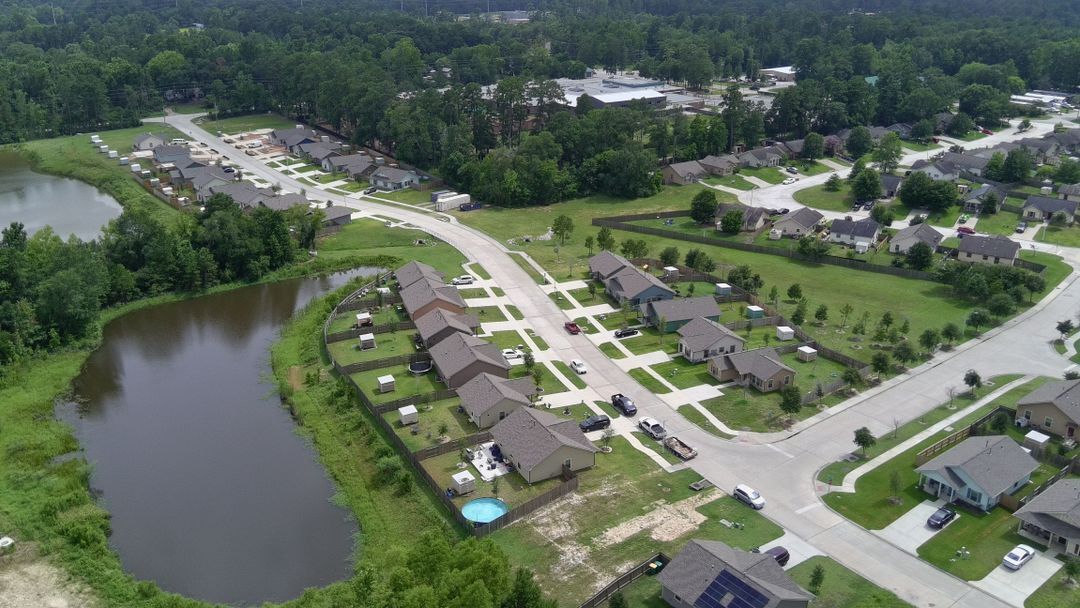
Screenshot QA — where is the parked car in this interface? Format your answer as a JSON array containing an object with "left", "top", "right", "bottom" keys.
[
  {"left": 222, "top": 166, "right": 235, "bottom": 173},
  {"left": 957, "top": 226, "right": 976, "bottom": 235},
  {"left": 786, "top": 166, "right": 799, "bottom": 174},
  {"left": 926, "top": 507, "right": 957, "bottom": 529},
  {"left": 981, "top": 128, "right": 994, "bottom": 135},
  {"left": 450, "top": 275, "right": 474, "bottom": 285},
  {"left": 782, "top": 177, "right": 797, "bottom": 185},
  {"left": 363, "top": 187, "right": 377, "bottom": 194},
  {"left": 733, "top": 484, "right": 766, "bottom": 509},
  {"left": 778, "top": 208, "right": 790, "bottom": 214},
  {"left": 863, "top": 200, "right": 876, "bottom": 211},
  {"left": 1016, "top": 222, "right": 1028, "bottom": 233},
  {"left": 579, "top": 415, "right": 611, "bottom": 432},
  {"left": 570, "top": 359, "right": 587, "bottom": 374},
  {"left": 614, "top": 328, "right": 639, "bottom": 339},
  {"left": 958, "top": 214, "right": 969, "bottom": 224},
  {"left": 752, "top": 546, "right": 790, "bottom": 567},
  {"left": 611, "top": 394, "right": 637, "bottom": 416},
  {"left": 564, "top": 322, "right": 582, "bottom": 335},
  {"left": 1002, "top": 544, "right": 1036, "bottom": 570},
  {"left": 638, "top": 417, "right": 667, "bottom": 439},
  {"left": 501, "top": 348, "right": 524, "bottom": 361}
]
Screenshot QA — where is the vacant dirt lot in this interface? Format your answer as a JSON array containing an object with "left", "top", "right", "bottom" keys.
[{"left": 0, "top": 544, "right": 96, "bottom": 608}]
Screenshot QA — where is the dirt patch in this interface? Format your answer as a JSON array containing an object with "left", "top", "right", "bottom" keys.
[
  {"left": 287, "top": 365, "right": 305, "bottom": 391},
  {"left": 594, "top": 490, "right": 718, "bottom": 547},
  {"left": 0, "top": 543, "right": 97, "bottom": 608}
]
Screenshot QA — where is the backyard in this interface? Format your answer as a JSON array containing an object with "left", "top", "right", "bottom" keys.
[
  {"left": 422, "top": 450, "right": 563, "bottom": 509},
  {"left": 350, "top": 366, "right": 443, "bottom": 404},
  {"left": 325, "top": 329, "right": 417, "bottom": 365},
  {"left": 381, "top": 398, "right": 474, "bottom": 451}
]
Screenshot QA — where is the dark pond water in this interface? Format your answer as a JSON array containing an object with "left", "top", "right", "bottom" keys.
[
  {"left": 0, "top": 150, "right": 122, "bottom": 240},
  {"left": 59, "top": 270, "right": 375, "bottom": 606}
]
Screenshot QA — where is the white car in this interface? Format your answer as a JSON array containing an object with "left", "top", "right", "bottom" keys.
[
  {"left": 1002, "top": 544, "right": 1036, "bottom": 570},
  {"left": 450, "top": 275, "right": 474, "bottom": 286},
  {"left": 638, "top": 417, "right": 667, "bottom": 439},
  {"left": 502, "top": 348, "right": 524, "bottom": 360},
  {"left": 782, "top": 177, "right": 797, "bottom": 185},
  {"left": 569, "top": 359, "right": 587, "bottom": 374},
  {"left": 733, "top": 484, "right": 766, "bottom": 509}
]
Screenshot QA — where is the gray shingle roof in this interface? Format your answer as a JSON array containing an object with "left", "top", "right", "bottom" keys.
[
  {"left": 777, "top": 207, "right": 823, "bottom": 230},
  {"left": 830, "top": 217, "right": 880, "bottom": 238},
  {"left": 965, "top": 184, "right": 1002, "bottom": 202},
  {"left": 321, "top": 205, "right": 353, "bottom": 222},
  {"left": 641, "top": 296, "right": 722, "bottom": 324},
  {"left": 1060, "top": 184, "right": 1080, "bottom": 197},
  {"left": 428, "top": 333, "right": 508, "bottom": 380},
  {"left": 941, "top": 152, "right": 990, "bottom": 171},
  {"left": 490, "top": 407, "right": 597, "bottom": 474},
  {"left": 1024, "top": 195, "right": 1078, "bottom": 215},
  {"left": 258, "top": 192, "right": 308, "bottom": 211},
  {"left": 699, "top": 154, "right": 739, "bottom": 171},
  {"left": 400, "top": 278, "right": 466, "bottom": 317},
  {"left": 892, "top": 223, "right": 943, "bottom": 249},
  {"left": 724, "top": 347, "right": 794, "bottom": 380},
  {"left": 916, "top": 436, "right": 1038, "bottom": 498},
  {"left": 1014, "top": 478, "right": 1080, "bottom": 541},
  {"left": 395, "top": 261, "right": 444, "bottom": 289},
  {"left": 607, "top": 266, "right": 674, "bottom": 301},
  {"left": 588, "top": 251, "right": 630, "bottom": 279},
  {"left": 657, "top": 540, "right": 813, "bottom": 608},
  {"left": 457, "top": 373, "right": 536, "bottom": 421},
  {"left": 1017, "top": 379, "right": 1080, "bottom": 421},
  {"left": 414, "top": 308, "right": 479, "bottom": 345},
  {"left": 677, "top": 317, "right": 744, "bottom": 352},
  {"left": 134, "top": 132, "right": 168, "bottom": 147},
  {"left": 667, "top": 160, "right": 706, "bottom": 178},
  {"left": 958, "top": 234, "right": 1020, "bottom": 259},
  {"left": 371, "top": 167, "right": 417, "bottom": 182},
  {"left": 880, "top": 174, "right": 903, "bottom": 193}
]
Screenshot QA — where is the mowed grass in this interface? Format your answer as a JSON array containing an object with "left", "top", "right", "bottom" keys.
[
  {"left": 195, "top": 112, "right": 298, "bottom": 134},
  {"left": 705, "top": 174, "right": 755, "bottom": 190},
  {"left": 789, "top": 557, "right": 909, "bottom": 607},
  {"left": 739, "top": 166, "right": 786, "bottom": 184},
  {"left": 381, "top": 398, "right": 474, "bottom": 451},
  {"left": 974, "top": 210, "right": 1025, "bottom": 236},
  {"left": 677, "top": 405, "right": 734, "bottom": 438},
  {"left": 794, "top": 182, "right": 853, "bottom": 212},
  {"left": 628, "top": 367, "right": 672, "bottom": 394},
  {"left": 318, "top": 218, "right": 468, "bottom": 278},
  {"left": 700, "top": 386, "right": 818, "bottom": 433},
  {"left": 1036, "top": 223, "right": 1080, "bottom": 247},
  {"left": 488, "top": 436, "right": 782, "bottom": 607},
  {"left": 327, "top": 330, "right": 416, "bottom": 365},
  {"left": 1025, "top": 568, "right": 1080, "bottom": 608},
  {"left": 917, "top": 505, "right": 1045, "bottom": 580},
  {"left": 651, "top": 360, "right": 719, "bottom": 389}
]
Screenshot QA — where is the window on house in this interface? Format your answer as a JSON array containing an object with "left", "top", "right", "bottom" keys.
[
  {"left": 784, "top": 375, "right": 791, "bottom": 385},
  {"left": 1045, "top": 417, "right": 1054, "bottom": 428},
  {"left": 966, "top": 488, "right": 982, "bottom": 503},
  {"left": 1023, "top": 410, "right": 1032, "bottom": 419},
  {"left": 767, "top": 379, "right": 774, "bottom": 389}
]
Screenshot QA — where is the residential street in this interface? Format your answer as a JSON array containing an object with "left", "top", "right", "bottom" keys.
[{"left": 150, "top": 113, "right": 1078, "bottom": 608}]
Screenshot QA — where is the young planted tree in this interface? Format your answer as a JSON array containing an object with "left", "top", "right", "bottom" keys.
[
  {"left": 893, "top": 341, "right": 916, "bottom": 367},
  {"left": 871, "top": 352, "right": 891, "bottom": 375},
  {"left": 919, "top": 329, "right": 940, "bottom": 354},
  {"left": 842, "top": 367, "right": 862, "bottom": 387},
  {"left": 966, "top": 308, "right": 991, "bottom": 334},
  {"left": 531, "top": 366, "right": 545, "bottom": 391},
  {"left": 659, "top": 246, "right": 680, "bottom": 266},
  {"left": 853, "top": 426, "right": 876, "bottom": 456},
  {"left": 587, "top": 281, "right": 597, "bottom": 301},
  {"left": 720, "top": 210, "right": 744, "bottom": 234},
  {"left": 814, "top": 304, "right": 829, "bottom": 325},
  {"left": 768, "top": 285, "right": 779, "bottom": 307},
  {"left": 888, "top": 470, "right": 904, "bottom": 505},
  {"left": 787, "top": 283, "right": 803, "bottom": 301},
  {"left": 941, "top": 322, "right": 961, "bottom": 346},
  {"left": 551, "top": 215, "right": 573, "bottom": 246},
  {"left": 964, "top": 369, "right": 982, "bottom": 395},
  {"left": 839, "top": 303, "right": 854, "bottom": 329},
  {"left": 809, "top": 564, "right": 826, "bottom": 594},
  {"left": 584, "top": 235, "right": 594, "bottom": 255},
  {"left": 596, "top": 227, "right": 616, "bottom": 251},
  {"left": 779, "top": 385, "right": 802, "bottom": 415},
  {"left": 791, "top": 299, "right": 808, "bottom": 326},
  {"left": 905, "top": 241, "right": 934, "bottom": 270},
  {"left": 823, "top": 172, "right": 842, "bottom": 192}
]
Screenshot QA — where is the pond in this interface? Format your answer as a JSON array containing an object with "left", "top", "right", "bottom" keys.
[
  {"left": 0, "top": 150, "right": 122, "bottom": 240},
  {"left": 58, "top": 270, "right": 375, "bottom": 606}
]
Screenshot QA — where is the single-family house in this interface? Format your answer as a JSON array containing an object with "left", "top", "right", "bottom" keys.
[
  {"left": 395, "top": 260, "right": 444, "bottom": 289},
  {"left": 323, "top": 153, "right": 372, "bottom": 174},
  {"left": 957, "top": 234, "right": 1020, "bottom": 266},
  {"left": 605, "top": 266, "right": 676, "bottom": 307},
  {"left": 760, "top": 66, "right": 797, "bottom": 82},
  {"left": 490, "top": 407, "right": 598, "bottom": 483},
  {"left": 940, "top": 152, "right": 990, "bottom": 177},
  {"left": 911, "top": 159, "right": 961, "bottom": 182},
  {"left": 699, "top": 154, "right": 739, "bottom": 177},
  {"left": 716, "top": 203, "right": 768, "bottom": 232},
  {"left": 1016, "top": 138, "right": 1061, "bottom": 165},
  {"left": 269, "top": 126, "right": 318, "bottom": 152},
  {"left": 428, "top": 333, "right": 509, "bottom": 389},
  {"left": 829, "top": 217, "right": 880, "bottom": 248},
  {"left": 887, "top": 123, "right": 914, "bottom": 139},
  {"left": 677, "top": 317, "right": 745, "bottom": 363},
  {"left": 190, "top": 168, "right": 236, "bottom": 196},
  {"left": 824, "top": 134, "right": 844, "bottom": 156},
  {"left": 779, "top": 138, "right": 805, "bottom": 159},
  {"left": 457, "top": 373, "right": 537, "bottom": 429},
  {"left": 737, "top": 147, "right": 783, "bottom": 168},
  {"left": 320, "top": 205, "right": 353, "bottom": 227},
  {"left": 707, "top": 347, "right": 795, "bottom": 393},
  {"left": 880, "top": 174, "right": 903, "bottom": 198},
  {"left": 133, "top": 132, "right": 170, "bottom": 151},
  {"left": 916, "top": 435, "right": 1039, "bottom": 511},
  {"left": 1050, "top": 129, "right": 1080, "bottom": 153},
  {"left": 1016, "top": 379, "right": 1080, "bottom": 440},
  {"left": 838, "top": 126, "right": 891, "bottom": 144},
  {"left": 639, "top": 296, "right": 722, "bottom": 332},
  {"left": 152, "top": 145, "right": 193, "bottom": 166},
  {"left": 1023, "top": 195, "right": 1078, "bottom": 223},
  {"left": 663, "top": 160, "right": 707, "bottom": 185},
  {"left": 414, "top": 308, "right": 479, "bottom": 348},
  {"left": 1059, "top": 184, "right": 1080, "bottom": 202},
  {"left": 656, "top": 539, "right": 813, "bottom": 608},
  {"left": 772, "top": 207, "right": 823, "bottom": 237},
  {"left": 890, "top": 223, "right": 943, "bottom": 254},
  {"left": 297, "top": 141, "right": 342, "bottom": 163},
  {"left": 1014, "top": 478, "right": 1080, "bottom": 558},
  {"left": 587, "top": 251, "right": 631, "bottom": 282},
  {"left": 256, "top": 192, "right": 308, "bottom": 212},
  {"left": 370, "top": 167, "right": 420, "bottom": 191},
  {"left": 963, "top": 184, "right": 1003, "bottom": 213},
  {"left": 933, "top": 112, "right": 956, "bottom": 134},
  {"left": 400, "top": 277, "right": 467, "bottom": 319},
  {"left": 206, "top": 182, "right": 299, "bottom": 210}
]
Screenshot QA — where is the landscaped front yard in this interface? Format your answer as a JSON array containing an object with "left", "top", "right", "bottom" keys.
[
  {"left": 739, "top": 166, "right": 786, "bottom": 184},
  {"left": 917, "top": 505, "right": 1046, "bottom": 580},
  {"left": 793, "top": 182, "right": 853, "bottom": 212},
  {"left": 788, "top": 557, "right": 910, "bottom": 607},
  {"left": 705, "top": 174, "right": 755, "bottom": 190},
  {"left": 628, "top": 367, "right": 672, "bottom": 394},
  {"left": 700, "top": 387, "right": 818, "bottom": 433},
  {"left": 973, "top": 210, "right": 1024, "bottom": 237},
  {"left": 1036, "top": 223, "right": 1080, "bottom": 247},
  {"left": 650, "top": 360, "right": 719, "bottom": 389},
  {"left": 621, "top": 328, "right": 680, "bottom": 356}
]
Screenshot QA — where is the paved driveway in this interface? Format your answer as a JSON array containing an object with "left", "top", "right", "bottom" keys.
[
  {"left": 758, "top": 530, "right": 824, "bottom": 570},
  {"left": 973, "top": 550, "right": 1062, "bottom": 607},
  {"left": 875, "top": 499, "right": 957, "bottom": 554}
]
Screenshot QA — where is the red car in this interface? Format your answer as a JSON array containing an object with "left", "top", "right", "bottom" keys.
[
  {"left": 564, "top": 322, "right": 582, "bottom": 335},
  {"left": 957, "top": 226, "right": 976, "bottom": 235},
  {"left": 981, "top": 128, "right": 994, "bottom": 135}
]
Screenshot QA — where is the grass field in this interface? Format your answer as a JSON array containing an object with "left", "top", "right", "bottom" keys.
[
  {"left": 317, "top": 218, "right": 468, "bottom": 278},
  {"left": 650, "top": 360, "right": 719, "bottom": 389},
  {"left": 195, "top": 113, "right": 297, "bottom": 134},
  {"left": 375, "top": 188, "right": 432, "bottom": 205},
  {"left": 902, "top": 140, "right": 940, "bottom": 152},
  {"left": 789, "top": 557, "right": 910, "bottom": 607},
  {"left": 1025, "top": 568, "right": 1080, "bottom": 608},
  {"left": 700, "top": 386, "right": 822, "bottom": 433},
  {"left": 793, "top": 182, "right": 853, "bottom": 212},
  {"left": 350, "top": 366, "right": 443, "bottom": 404},
  {"left": 975, "top": 210, "right": 1024, "bottom": 236},
  {"left": 598, "top": 342, "right": 626, "bottom": 359},
  {"left": 326, "top": 329, "right": 416, "bottom": 365},
  {"left": 792, "top": 160, "right": 834, "bottom": 176},
  {"left": 739, "top": 166, "right": 786, "bottom": 184},
  {"left": 705, "top": 174, "right": 755, "bottom": 190},
  {"left": 552, "top": 360, "right": 588, "bottom": 389}
]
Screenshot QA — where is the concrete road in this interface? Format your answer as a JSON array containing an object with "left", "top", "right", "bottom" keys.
[{"left": 148, "top": 113, "right": 1078, "bottom": 607}]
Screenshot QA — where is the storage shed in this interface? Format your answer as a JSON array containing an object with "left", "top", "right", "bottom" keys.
[
  {"left": 797, "top": 346, "right": 818, "bottom": 362},
  {"left": 376, "top": 287, "right": 391, "bottom": 295},
  {"left": 358, "top": 332, "right": 376, "bottom": 350},
  {"left": 130, "top": 163, "right": 142, "bottom": 173},
  {"left": 776, "top": 326, "right": 795, "bottom": 341},
  {"left": 745, "top": 305, "right": 765, "bottom": 319},
  {"left": 1023, "top": 429, "right": 1051, "bottom": 453},
  {"left": 663, "top": 266, "right": 680, "bottom": 279},
  {"left": 377, "top": 374, "right": 395, "bottom": 393},
  {"left": 108, "top": 150, "right": 119, "bottom": 159},
  {"left": 715, "top": 283, "right": 731, "bottom": 296},
  {"left": 99, "top": 145, "right": 109, "bottom": 153},
  {"left": 119, "top": 157, "right": 130, "bottom": 166},
  {"left": 356, "top": 311, "right": 372, "bottom": 327},
  {"left": 451, "top": 470, "right": 476, "bottom": 495},
  {"left": 398, "top": 404, "right": 418, "bottom": 426},
  {"left": 768, "top": 228, "right": 782, "bottom": 240}
]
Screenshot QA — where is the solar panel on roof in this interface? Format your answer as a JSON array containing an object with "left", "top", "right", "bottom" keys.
[{"left": 694, "top": 569, "right": 769, "bottom": 608}]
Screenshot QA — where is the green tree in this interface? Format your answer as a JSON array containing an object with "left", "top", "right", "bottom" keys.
[
  {"left": 839, "top": 303, "right": 854, "bottom": 328},
  {"left": 768, "top": 285, "right": 779, "bottom": 306},
  {"left": 911, "top": 119, "right": 935, "bottom": 142},
  {"left": 966, "top": 308, "right": 992, "bottom": 333},
  {"left": 846, "top": 126, "right": 874, "bottom": 159},
  {"left": 791, "top": 299, "right": 808, "bottom": 325},
  {"left": 893, "top": 341, "right": 916, "bottom": 367},
  {"left": 854, "top": 426, "right": 876, "bottom": 456},
  {"left": 1057, "top": 319, "right": 1075, "bottom": 340},
  {"left": 872, "top": 132, "right": 903, "bottom": 174},
  {"left": 851, "top": 168, "right": 883, "bottom": 201},
  {"left": 809, "top": 564, "right": 826, "bottom": 594},
  {"left": 1055, "top": 159, "right": 1080, "bottom": 184},
  {"left": 964, "top": 369, "right": 982, "bottom": 394},
  {"left": 987, "top": 293, "right": 1014, "bottom": 317},
  {"left": 919, "top": 329, "right": 940, "bottom": 353},
  {"left": 1001, "top": 148, "right": 1034, "bottom": 183},
  {"left": 848, "top": 158, "right": 867, "bottom": 182},
  {"left": 941, "top": 322, "right": 961, "bottom": 345},
  {"left": 660, "top": 246, "right": 680, "bottom": 266},
  {"left": 787, "top": 283, "right": 803, "bottom": 301},
  {"left": 871, "top": 352, "right": 891, "bottom": 375},
  {"left": 905, "top": 241, "right": 934, "bottom": 270},
  {"left": 620, "top": 239, "right": 649, "bottom": 259},
  {"left": 690, "top": 189, "right": 719, "bottom": 224},
  {"left": 823, "top": 173, "right": 842, "bottom": 192},
  {"left": 720, "top": 210, "right": 744, "bottom": 234},
  {"left": 608, "top": 592, "right": 628, "bottom": 608},
  {"left": 803, "top": 132, "right": 824, "bottom": 160},
  {"left": 946, "top": 112, "right": 975, "bottom": 137},
  {"left": 779, "top": 385, "right": 802, "bottom": 414},
  {"left": 551, "top": 215, "right": 573, "bottom": 245},
  {"left": 814, "top": 304, "right": 829, "bottom": 325},
  {"left": 597, "top": 227, "right": 616, "bottom": 251},
  {"left": 584, "top": 235, "right": 594, "bottom": 255}
]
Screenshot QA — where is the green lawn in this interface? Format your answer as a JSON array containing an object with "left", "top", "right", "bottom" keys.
[
  {"left": 505, "top": 305, "right": 524, "bottom": 320},
  {"left": 622, "top": 328, "right": 680, "bottom": 356},
  {"left": 974, "top": 210, "right": 1024, "bottom": 237},
  {"left": 551, "top": 361, "right": 588, "bottom": 389},
  {"left": 700, "top": 387, "right": 819, "bottom": 433},
  {"left": 705, "top": 174, "right": 756, "bottom": 190},
  {"left": 650, "top": 360, "right": 719, "bottom": 389},
  {"left": 317, "top": 218, "right": 467, "bottom": 278},
  {"left": 509, "top": 365, "right": 566, "bottom": 396},
  {"left": 628, "top": 367, "right": 673, "bottom": 394},
  {"left": 610, "top": 576, "right": 666, "bottom": 608},
  {"left": 470, "top": 264, "right": 492, "bottom": 280},
  {"left": 317, "top": 172, "right": 347, "bottom": 184},
  {"left": 350, "top": 366, "right": 444, "bottom": 404},
  {"left": 469, "top": 306, "right": 508, "bottom": 322},
  {"left": 491, "top": 287, "right": 505, "bottom": 297},
  {"left": 291, "top": 164, "right": 320, "bottom": 174},
  {"left": 789, "top": 557, "right": 910, "bottom": 607},
  {"left": 922, "top": 203, "right": 963, "bottom": 229},
  {"left": 196, "top": 113, "right": 297, "bottom": 134},
  {"left": 791, "top": 160, "right": 834, "bottom": 176},
  {"left": 794, "top": 182, "right": 852, "bottom": 213},
  {"left": 901, "top": 140, "right": 940, "bottom": 152},
  {"left": 510, "top": 254, "right": 547, "bottom": 284},
  {"left": 486, "top": 330, "right": 528, "bottom": 350},
  {"left": 739, "top": 166, "right": 786, "bottom": 184},
  {"left": 326, "top": 305, "right": 406, "bottom": 334},
  {"left": 571, "top": 316, "right": 602, "bottom": 334},
  {"left": 339, "top": 180, "right": 366, "bottom": 192},
  {"left": 568, "top": 285, "right": 602, "bottom": 304},
  {"left": 917, "top": 505, "right": 1046, "bottom": 580},
  {"left": 1036, "top": 224, "right": 1080, "bottom": 247},
  {"left": 326, "top": 329, "right": 417, "bottom": 365},
  {"left": 375, "top": 188, "right": 432, "bottom": 205},
  {"left": 677, "top": 405, "right": 734, "bottom": 438},
  {"left": 549, "top": 291, "right": 576, "bottom": 310},
  {"left": 633, "top": 431, "right": 684, "bottom": 464},
  {"left": 1025, "top": 569, "right": 1080, "bottom": 608},
  {"left": 779, "top": 351, "right": 853, "bottom": 390},
  {"left": 958, "top": 131, "right": 988, "bottom": 142},
  {"left": 594, "top": 400, "right": 623, "bottom": 419},
  {"left": 598, "top": 342, "right": 626, "bottom": 359},
  {"left": 380, "top": 398, "right": 474, "bottom": 451},
  {"left": 422, "top": 450, "right": 562, "bottom": 510}
]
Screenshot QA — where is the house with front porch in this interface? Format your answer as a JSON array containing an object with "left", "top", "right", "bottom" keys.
[
  {"left": 1014, "top": 478, "right": 1080, "bottom": 558},
  {"left": 1015, "top": 379, "right": 1080, "bottom": 440},
  {"left": 677, "top": 317, "right": 744, "bottom": 363},
  {"left": 915, "top": 435, "right": 1038, "bottom": 511},
  {"left": 604, "top": 266, "right": 675, "bottom": 307},
  {"left": 1023, "top": 195, "right": 1078, "bottom": 223},
  {"left": 707, "top": 347, "right": 795, "bottom": 393}
]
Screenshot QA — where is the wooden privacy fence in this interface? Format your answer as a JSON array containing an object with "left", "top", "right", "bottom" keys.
[
  {"left": 372, "top": 389, "right": 459, "bottom": 414},
  {"left": 915, "top": 406, "right": 1011, "bottom": 465},
  {"left": 473, "top": 472, "right": 579, "bottom": 536},
  {"left": 579, "top": 553, "right": 670, "bottom": 608},
  {"left": 1001, "top": 461, "right": 1076, "bottom": 512},
  {"left": 325, "top": 321, "right": 416, "bottom": 344},
  {"left": 338, "top": 352, "right": 430, "bottom": 375}
]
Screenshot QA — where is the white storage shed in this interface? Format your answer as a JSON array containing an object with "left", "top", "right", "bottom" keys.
[
  {"left": 797, "top": 346, "right": 818, "bottom": 362},
  {"left": 398, "top": 404, "right": 418, "bottom": 426},
  {"left": 451, "top": 470, "right": 476, "bottom": 495},
  {"left": 776, "top": 326, "right": 795, "bottom": 341},
  {"left": 358, "top": 333, "right": 376, "bottom": 350},
  {"left": 377, "top": 374, "right": 395, "bottom": 393}
]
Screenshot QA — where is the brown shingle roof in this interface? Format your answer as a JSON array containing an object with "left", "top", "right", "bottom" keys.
[
  {"left": 457, "top": 373, "right": 536, "bottom": 421},
  {"left": 490, "top": 408, "right": 597, "bottom": 474},
  {"left": 400, "top": 278, "right": 466, "bottom": 317}
]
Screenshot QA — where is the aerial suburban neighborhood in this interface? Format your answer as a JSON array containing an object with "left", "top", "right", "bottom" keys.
[{"left": 3, "top": 2, "right": 1080, "bottom": 608}]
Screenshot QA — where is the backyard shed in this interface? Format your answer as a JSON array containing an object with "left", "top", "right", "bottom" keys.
[
  {"left": 715, "top": 283, "right": 731, "bottom": 296},
  {"left": 398, "top": 404, "right": 418, "bottom": 426},
  {"left": 663, "top": 266, "right": 680, "bottom": 279},
  {"left": 130, "top": 163, "right": 142, "bottom": 173},
  {"left": 376, "top": 287, "right": 391, "bottom": 295},
  {"left": 108, "top": 150, "right": 119, "bottom": 159},
  {"left": 99, "top": 145, "right": 109, "bottom": 153},
  {"left": 745, "top": 305, "right": 764, "bottom": 319},
  {"left": 854, "top": 241, "right": 870, "bottom": 254},
  {"left": 1023, "top": 430, "right": 1051, "bottom": 453},
  {"left": 776, "top": 326, "right": 795, "bottom": 341},
  {"left": 355, "top": 311, "right": 372, "bottom": 327},
  {"left": 119, "top": 156, "right": 130, "bottom": 165},
  {"left": 358, "top": 333, "right": 376, "bottom": 350},
  {"left": 797, "top": 346, "right": 818, "bottom": 362},
  {"left": 451, "top": 470, "right": 476, "bottom": 495},
  {"left": 377, "top": 374, "right": 395, "bottom": 393}
]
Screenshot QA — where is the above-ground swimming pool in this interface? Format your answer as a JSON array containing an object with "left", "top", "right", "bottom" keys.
[{"left": 461, "top": 498, "right": 509, "bottom": 524}]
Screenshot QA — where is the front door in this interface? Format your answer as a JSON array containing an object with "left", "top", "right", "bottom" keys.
[{"left": 1068, "top": 425, "right": 1076, "bottom": 438}]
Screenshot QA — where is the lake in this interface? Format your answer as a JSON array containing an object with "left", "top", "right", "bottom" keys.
[
  {"left": 59, "top": 271, "right": 373, "bottom": 606},
  {"left": 0, "top": 150, "right": 122, "bottom": 240}
]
